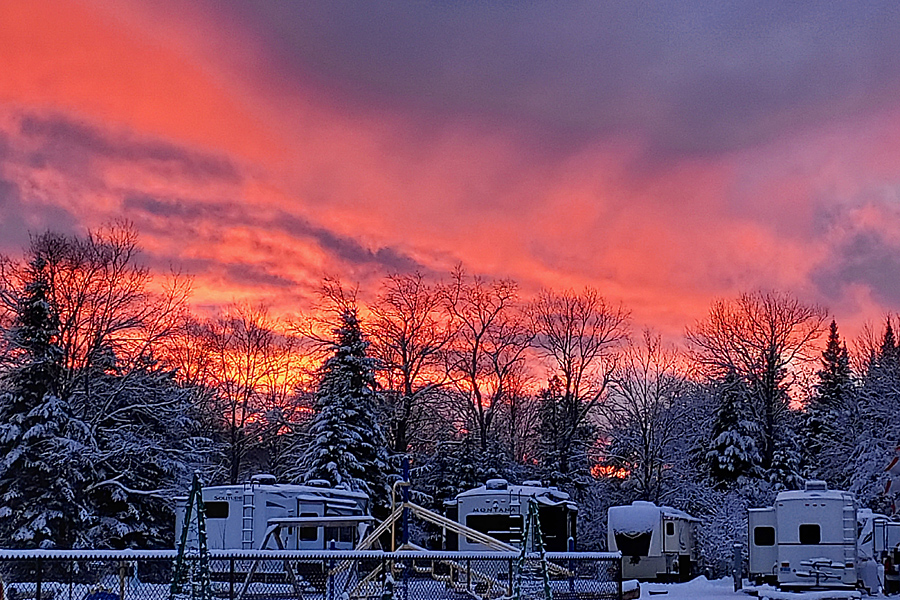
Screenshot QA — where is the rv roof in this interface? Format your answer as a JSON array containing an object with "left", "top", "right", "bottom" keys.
[
  {"left": 608, "top": 501, "right": 699, "bottom": 534},
  {"left": 775, "top": 488, "right": 851, "bottom": 502},
  {"left": 456, "top": 482, "right": 572, "bottom": 503},
  {"left": 195, "top": 482, "right": 368, "bottom": 500}
]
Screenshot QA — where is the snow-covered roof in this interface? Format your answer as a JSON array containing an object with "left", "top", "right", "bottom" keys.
[
  {"left": 775, "top": 480, "right": 854, "bottom": 504},
  {"left": 188, "top": 481, "right": 368, "bottom": 501},
  {"left": 608, "top": 501, "right": 699, "bottom": 534},
  {"left": 455, "top": 479, "right": 576, "bottom": 508},
  {"left": 775, "top": 488, "right": 851, "bottom": 503}
]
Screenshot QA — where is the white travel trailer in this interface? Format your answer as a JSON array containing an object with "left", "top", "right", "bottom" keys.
[
  {"left": 607, "top": 501, "right": 699, "bottom": 581},
  {"left": 443, "top": 479, "right": 578, "bottom": 552},
  {"left": 175, "top": 474, "right": 372, "bottom": 551},
  {"left": 748, "top": 480, "right": 860, "bottom": 589}
]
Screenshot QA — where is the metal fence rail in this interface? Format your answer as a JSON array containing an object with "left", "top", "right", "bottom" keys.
[{"left": 0, "top": 550, "right": 623, "bottom": 600}]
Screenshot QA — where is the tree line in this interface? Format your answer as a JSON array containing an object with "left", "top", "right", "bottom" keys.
[{"left": 0, "top": 224, "right": 898, "bottom": 572}]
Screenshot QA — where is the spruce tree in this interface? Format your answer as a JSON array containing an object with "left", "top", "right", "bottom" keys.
[
  {"left": 706, "top": 370, "right": 762, "bottom": 487},
  {"left": 850, "top": 319, "right": 900, "bottom": 508},
  {"left": 0, "top": 257, "right": 90, "bottom": 548},
  {"left": 804, "top": 320, "right": 853, "bottom": 480},
  {"left": 298, "top": 307, "right": 389, "bottom": 507}
]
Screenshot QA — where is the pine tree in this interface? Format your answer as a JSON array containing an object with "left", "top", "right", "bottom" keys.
[
  {"left": 850, "top": 319, "right": 900, "bottom": 508},
  {"left": 706, "top": 371, "right": 762, "bottom": 487},
  {"left": 0, "top": 257, "right": 91, "bottom": 548},
  {"left": 803, "top": 320, "right": 854, "bottom": 481},
  {"left": 766, "top": 421, "right": 804, "bottom": 490},
  {"left": 83, "top": 362, "right": 208, "bottom": 549},
  {"left": 298, "top": 307, "right": 390, "bottom": 507}
]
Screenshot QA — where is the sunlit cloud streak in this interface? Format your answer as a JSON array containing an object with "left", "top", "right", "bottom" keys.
[{"left": 3, "top": 0, "right": 900, "bottom": 340}]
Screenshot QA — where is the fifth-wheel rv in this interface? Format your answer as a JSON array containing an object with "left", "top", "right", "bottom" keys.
[
  {"left": 607, "top": 501, "right": 699, "bottom": 581},
  {"left": 443, "top": 479, "right": 578, "bottom": 552},
  {"left": 175, "top": 474, "right": 372, "bottom": 551},
  {"left": 748, "top": 480, "right": 871, "bottom": 590}
]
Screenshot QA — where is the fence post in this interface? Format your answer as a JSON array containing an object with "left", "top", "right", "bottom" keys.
[
  {"left": 617, "top": 556, "right": 623, "bottom": 600},
  {"left": 327, "top": 540, "right": 335, "bottom": 600},
  {"left": 35, "top": 557, "right": 41, "bottom": 600},
  {"left": 403, "top": 556, "right": 409, "bottom": 600},
  {"left": 229, "top": 557, "right": 235, "bottom": 600},
  {"left": 119, "top": 561, "right": 127, "bottom": 600},
  {"left": 568, "top": 537, "right": 575, "bottom": 595},
  {"left": 733, "top": 542, "right": 743, "bottom": 592}
]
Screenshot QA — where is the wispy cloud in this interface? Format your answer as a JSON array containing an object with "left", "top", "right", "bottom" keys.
[{"left": 3, "top": 1, "right": 900, "bottom": 338}]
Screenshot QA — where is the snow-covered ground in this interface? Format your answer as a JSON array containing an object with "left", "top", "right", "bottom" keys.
[
  {"left": 639, "top": 577, "right": 866, "bottom": 600},
  {"left": 639, "top": 577, "right": 746, "bottom": 599}
]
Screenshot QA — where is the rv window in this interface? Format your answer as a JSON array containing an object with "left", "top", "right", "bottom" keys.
[
  {"left": 465, "top": 514, "right": 524, "bottom": 545},
  {"left": 205, "top": 502, "right": 229, "bottom": 519},
  {"left": 325, "top": 526, "right": 354, "bottom": 543},
  {"left": 799, "top": 524, "right": 820, "bottom": 545},
  {"left": 300, "top": 513, "right": 318, "bottom": 541},
  {"left": 614, "top": 532, "right": 652, "bottom": 557},
  {"left": 666, "top": 522, "right": 675, "bottom": 536},
  {"left": 753, "top": 526, "right": 775, "bottom": 546}
]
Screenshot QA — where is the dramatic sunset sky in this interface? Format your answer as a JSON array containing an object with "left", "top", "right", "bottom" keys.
[{"left": 3, "top": 1, "right": 900, "bottom": 340}]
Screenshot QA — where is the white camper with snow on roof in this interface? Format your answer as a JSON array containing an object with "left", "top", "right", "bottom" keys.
[
  {"left": 174, "top": 474, "right": 372, "bottom": 551},
  {"left": 443, "top": 479, "right": 578, "bottom": 552},
  {"left": 748, "top": 480, "right": 868, "bottom": 590},
  {"left": 607, "top": 501, "right": 698, "bottom": 581}
]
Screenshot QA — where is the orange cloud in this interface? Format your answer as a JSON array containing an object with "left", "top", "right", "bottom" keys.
[{"left": 4, "top": 0, "right": 900, "bottom": 349}]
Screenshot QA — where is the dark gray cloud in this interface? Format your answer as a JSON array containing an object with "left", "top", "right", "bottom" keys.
[
  {"left": 123, "top": 194, "right": 425, "bottom": 275},
  {"left": 205, "top": 0, "right": 900, "bottom": 162},
  {"left": 813, "top": 227, "right": 900, "bottom": 308},
  {"left": 223, "top": 263, "right": 297, "bottom": 289},
  {"left": 0, "top": 177, "right": 80, "bottom": 255},
  {"left": 0, "top": 131, "right": 10, "bottom": 161},
  {"left": 19, "top": 114, "right": 241, "bottom": 182},
  {"left": 0, "top": 178, "right": 18, "bottom": 210}
]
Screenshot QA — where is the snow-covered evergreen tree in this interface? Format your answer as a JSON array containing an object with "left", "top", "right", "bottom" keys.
[
  {"left": 803, "top": 320, "right": 855, "bottom": 483},
  {"left": 766, "top": 421, "right": 804, "bottom": 490},
  {"left": 0, "top": 257, "right": 91, "bottom": 548},
  {"left": 706, "top": 371, "right": 762, "bottom": 487},
  {"left": 297, "top": 307, "right": 390, "bottom": 508},
  {"left": 848, "top": 320, "right": 900, "bottom": 511},
  {"left": 0, "top": 228, "right": 212, "bottom": 548},
  {"left": 80, "top": 359, "right": 210, "bottom": 548}
]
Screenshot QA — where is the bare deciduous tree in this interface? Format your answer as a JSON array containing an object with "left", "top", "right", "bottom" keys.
[
  {"left": 529, "top": 288, "right": 629, "bottom": 477},
  {"left": 367, "top": 273, "right": 453, "bottom": 454},
  {"left": 440, "top": 267, "right": 533, "bottom": 452},
  {"left": 202, "top": 303, "right": 303, "bottom": 483},
  {"left": 686, "top": 291, "right": 827, "bottom": 468},
  {"left": 0, "top": 223, "right": 191, "bottom": 399},
  {"left": 599, "top": 330, "right": 691, "bottom": 502}
]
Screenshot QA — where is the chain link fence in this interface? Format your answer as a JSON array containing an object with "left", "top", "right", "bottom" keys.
[{"left": 0, "top": 550, "right": 624, "bottom": 600}]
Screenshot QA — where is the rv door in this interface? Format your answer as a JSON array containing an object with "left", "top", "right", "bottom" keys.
[{"left": 749, "top": 508, "right": 777, "bottom": 583}]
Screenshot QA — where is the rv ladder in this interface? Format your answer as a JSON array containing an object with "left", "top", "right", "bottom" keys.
[
  {"left": 842, "top": 502, "right": 856, "bottom": 569},
  {"left": 241, "top": 485, "right": 255, "bottom": 550}
]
